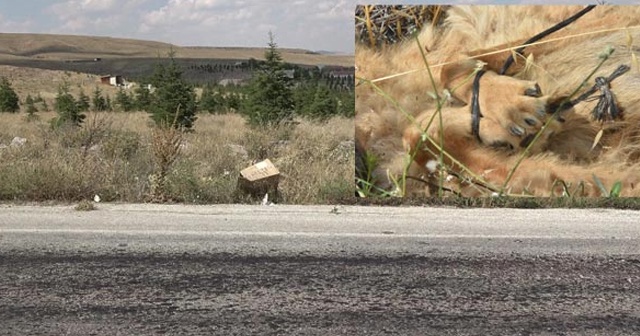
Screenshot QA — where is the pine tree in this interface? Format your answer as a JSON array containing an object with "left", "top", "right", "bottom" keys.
[
  {"left": 0, "top": 77, "right": 20, "bottom": 113},
  {"left": 306, "top": 85, "right": 337, "bottom": 120},
  {"left": 53, "top": 83, "right": 85, "bottom": 127},
  {"left": 224, "top": 92, "right": 241, "bottom": 112},
  {"left": 149, "top": 53, "right": 198, "bottom": 130},
  {"left": 25, "top": 94, "right": 37, "bottom": 112},
  {"left": 92, "top": 87, "right": 108, "bottom": 111},
  {"left": 115, "top": 88, "right": 134, "bottom": 111},
  {"left": 105, "top": 95, "right": 113, "bottom": 111},
  {"left": 24, "top": 94, "right": 38, "bottom": 121},
  {"left": 337, "top": 91, "right": 355, "bottom": 117},
  {"left": 34, "top": 94, "right": 49, "bottom": 111},
  {"left": 241, "top": 32, "right": 294, "bottom": 126},
  {"left": 293, "top": 83, "right": 316, "bottom": 116},
  {"left": 76, "top": 90, "right": 91, "bottom": 112},
  {"left": 133, "top": 84, "right": 152, "bottom": 111},
  {"left": 199, "top": 83, "right": 221, "bottom": 113}
]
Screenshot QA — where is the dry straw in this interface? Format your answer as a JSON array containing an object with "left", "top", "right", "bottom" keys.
[{"left": 355, "top": 5, "right": 447, "bottom": 48}]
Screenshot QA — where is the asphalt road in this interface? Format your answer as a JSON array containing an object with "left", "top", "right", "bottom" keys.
[{"left": 1, "top": 204, "right": 640, "bottom": 335}]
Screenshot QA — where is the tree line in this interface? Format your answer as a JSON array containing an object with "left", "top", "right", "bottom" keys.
[
  {"left": 0, "top": 34, "right": 355, "bottom": 130},
  {"left": 187, "top": 61, "right": 355, "bottom": 91}
]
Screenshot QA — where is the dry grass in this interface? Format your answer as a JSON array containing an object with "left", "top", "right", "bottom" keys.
[
  {"left": 0, "top": 65, "right": 123, "bottom": 108},
  {"left": 355, "top": 5, "right": 447, "bottom": 47},
  {"left": 0, "top": 111, "right": 354, "bottom": 204}
]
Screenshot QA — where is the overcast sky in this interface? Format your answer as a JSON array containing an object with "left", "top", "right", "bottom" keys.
[{"left": 0, "top": 1, "right": 637, "bottom": 54}]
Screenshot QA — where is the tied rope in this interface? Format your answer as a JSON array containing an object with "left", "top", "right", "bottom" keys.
[{"left": 570, "top": 64, "right": 630, "bottom": 122}]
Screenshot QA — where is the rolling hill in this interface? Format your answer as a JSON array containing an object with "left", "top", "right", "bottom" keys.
[
  {"left": 0, "top": 33, "right": 353, "bottom": 67},
  {"left": 0, "top": 33, "right": 354, "bottom": 110}
]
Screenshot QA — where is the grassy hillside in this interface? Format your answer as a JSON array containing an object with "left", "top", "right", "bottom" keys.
[
  {"left": 0, "top": 33, "right": 354, "bottom": 88},
  {"left": 0, "top": 33, "right": 353, "bottom": 67}
]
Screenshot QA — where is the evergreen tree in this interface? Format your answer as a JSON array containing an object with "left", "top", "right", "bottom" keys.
[
  {"left": 224, "top": 92, "right": 241, "bottom": 112},
  {"left": 337, "top": 91, "right": 355, "bottom": 117},
  {"left": 115, "top": 88, "right": 134, "bottom": 111},
  {"left": 25, "top": 94, "right": 37, "bottom": 113},
  {"left": 241, "top": 32, "right": 294, "bottom": 126},
  {"left": 199, "top": 83, "right": 221, "bottom": 113},
  {"left": 76, "top": 90, "right": 91, "bottom": 112},
  {"left": 53, "top": 83, "right": 85, "bottom": 127},
  {"left": 24, "top": 94, "right": 38, "bottom": 120},
  {"left": 105, "top": 95, "right": 113, "bottom": 111},
  {"left": 149, "top": 53, "right": 198, "bottom": 130},
  {"left": 92, "top": 87, "right": 108, "bottom": 111},
  {"left": 34, "top": 93, "right": 48, "bottom": 111},
  {"left": 293, "top": 83, "right": 316, "bottom": 116},
  {"left": 134, "top": 84, "right": 152, "bottom": 111},
  {"left": 306, "top": 85, "right": 337, "bottom": 120},
  {"left": 0, "top": 77, "right": 20, "bottom": 113}
]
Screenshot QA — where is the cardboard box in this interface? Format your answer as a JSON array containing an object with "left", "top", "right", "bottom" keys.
[
  {"left": 236, "top": 159, "right": 280, "bottom": 202},
  {"left": 240, "top": 159, "right": 279, "bottom": 181}
]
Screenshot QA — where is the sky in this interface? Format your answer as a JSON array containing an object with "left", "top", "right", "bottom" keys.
[{"left": 0, "top": 0, "right": 638, "bottom": 54}]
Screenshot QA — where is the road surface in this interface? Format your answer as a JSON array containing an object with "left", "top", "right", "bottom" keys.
[{"left": 1, "top": 204, "right": 640, "bottom": 335}]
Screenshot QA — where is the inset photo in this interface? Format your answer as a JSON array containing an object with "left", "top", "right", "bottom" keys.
[{"left": 356, "top": 5, "right": 640, "bottom": 198}]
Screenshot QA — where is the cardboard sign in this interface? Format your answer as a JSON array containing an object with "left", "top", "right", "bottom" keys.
[{"left": 240, "top": 159, "right": 280, "bottom": 182}]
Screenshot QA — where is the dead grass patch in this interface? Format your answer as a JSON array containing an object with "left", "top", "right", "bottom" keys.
[{"left": 0, "top": 111, "right": 354, "bottom": 204}]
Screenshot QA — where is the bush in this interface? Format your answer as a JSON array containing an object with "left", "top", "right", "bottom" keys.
[{"left": 0, "top": 77, "right": 19, "bottom": 113}]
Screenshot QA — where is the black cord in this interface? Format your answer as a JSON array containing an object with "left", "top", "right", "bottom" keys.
[
  {"left": 499, "top": 5, "right": 596, "bottom": 75},
  {"left": 471, "top": 70, "right": 486, "bottom": 142}
]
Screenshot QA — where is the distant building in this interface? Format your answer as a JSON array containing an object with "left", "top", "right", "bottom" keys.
[{"left": 100, "top": 75, "right": 124, "bottom": 86}]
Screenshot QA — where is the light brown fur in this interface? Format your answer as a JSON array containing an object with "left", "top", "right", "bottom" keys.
[{"left": 356, "top": 5, "right": 640, "bottom": 197}]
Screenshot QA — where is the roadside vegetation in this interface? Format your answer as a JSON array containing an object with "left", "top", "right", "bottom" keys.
[
  {"left": 0, "top": 34, "right": 354, "bottom": 204},
  {"left": 0, "top": 111, "right": 353, "bottom": 204}
]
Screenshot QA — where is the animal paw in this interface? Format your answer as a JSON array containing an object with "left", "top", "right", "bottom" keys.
[{"left": 467, "top": 71, "right": 565, "bottom": 153}]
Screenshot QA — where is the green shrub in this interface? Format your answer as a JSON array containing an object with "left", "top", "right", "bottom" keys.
[{"left": 0, "top": 77, "right": 19, "bottom": 113}]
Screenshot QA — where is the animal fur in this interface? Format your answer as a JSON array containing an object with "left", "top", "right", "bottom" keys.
[{"left": 356, "top": 5, "right": 640, "bottom": 197}]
